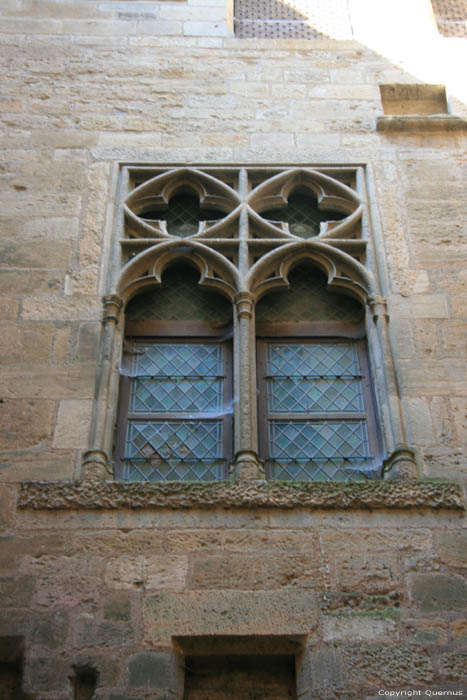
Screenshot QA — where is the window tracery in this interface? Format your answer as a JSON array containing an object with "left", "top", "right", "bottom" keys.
[{"left": 83, "top": 166, "right": 419, "bottom": 484}]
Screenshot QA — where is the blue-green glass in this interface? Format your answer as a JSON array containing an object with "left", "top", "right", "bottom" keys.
[
  {"left": 124, "top": 420, "right": 224, "bottom": 482},
  {"left": 129, "top": 344, "right": 222, "bottom": 413},
  {"left": 266, "top": 343, "right": 363, "bottom": 413},
  {"left": 269, "top": 420, "right": 369, "bottom": 460}
]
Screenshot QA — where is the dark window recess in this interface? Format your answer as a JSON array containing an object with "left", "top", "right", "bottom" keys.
[
  {"left": 184, "top": 654, "right": 296, "bottom": 700},
  {"left": 141, "top": 188, "right": 224, "bottom": 237},
  {"left": 72, "top": 665, "right": 98, "bottom": 700},
  {"left": 261, "top": 188, "right": 345, "bottom": 238},
  {"left": 0, "top": 637, "right": 24, "bottom": 700}
]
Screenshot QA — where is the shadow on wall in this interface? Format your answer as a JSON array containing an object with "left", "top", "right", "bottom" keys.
[{"left": 234, "top": 0, "right": 354, "bottom": 39}]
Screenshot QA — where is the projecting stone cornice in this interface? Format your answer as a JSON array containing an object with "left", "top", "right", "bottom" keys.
[
  {"left": 17, "top": 479, "right": 465, "bottom": 511},
  {"left": 376, "top": 115, "right": 467, "bottom": 132}
]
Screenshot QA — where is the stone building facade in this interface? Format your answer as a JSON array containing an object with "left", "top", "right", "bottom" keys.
[{"left": 0, "top": 0, "right": 467, "bottom": 697}]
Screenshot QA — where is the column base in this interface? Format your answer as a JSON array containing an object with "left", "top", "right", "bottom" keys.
[
  {"left": 81, "top": 450, "right": 113, "bottom": 482},
  {"left": 230, "top": 451, "right": 265, "bottom": 480},
  {"left": 383, "top": 445, "right": 419, "bottom": 480}
]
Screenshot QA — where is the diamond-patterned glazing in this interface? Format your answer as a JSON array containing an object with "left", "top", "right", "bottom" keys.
[
  {"left": 266, "top": 343, "right": 363, "bottom": 413},
  {"left": 256, "top": 265, "right": 363, "bottom": 323},
  {"left": 124, "top": 420, "right": 224, "bottom": 482},
  {"left": 269, "top": 420, "right": 369, "bottom": 460},
  {"left": 126, "top": 265, "right": 232, "bottom": 323},
  {"left": 262, "top": 191, "right": 344, "bottom": 238},
  {"left": 131, "top": 344, "right": 221, "bottom": 379}
]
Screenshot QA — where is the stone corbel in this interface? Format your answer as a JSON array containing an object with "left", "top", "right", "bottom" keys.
[{"left": 382, "top": 445, "right": 419, "bottom": 480}]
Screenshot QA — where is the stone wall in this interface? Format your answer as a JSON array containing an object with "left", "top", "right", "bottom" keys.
[{"left": 0, "top": 0, "right": 466, "bottom": 697}]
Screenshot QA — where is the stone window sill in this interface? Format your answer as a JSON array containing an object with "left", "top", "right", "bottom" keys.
[
  {"left": 18, "top": 479, "right": 464, "bottom": 511},
  {"left": 376, "top": 115, "right": 467, "bottom": 132}
]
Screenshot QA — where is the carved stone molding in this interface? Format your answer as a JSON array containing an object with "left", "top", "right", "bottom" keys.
[{"left": 18, "top": 480, "right": 464, "bottom": 511}]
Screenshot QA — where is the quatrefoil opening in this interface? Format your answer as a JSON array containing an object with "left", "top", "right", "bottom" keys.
[
  {"left": 247, "top": 168, "right": 363, "bottom": 240},
  {"left": 124, "top": 168, "right": 240, "bottom": 239}
]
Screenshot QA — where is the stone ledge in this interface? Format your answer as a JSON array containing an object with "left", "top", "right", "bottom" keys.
[
  {"left": 17, "top": 480, "right": 465, "bottom": 511},
  {"left": 376, "top": 115, "right": 467, "bottom": 132}
]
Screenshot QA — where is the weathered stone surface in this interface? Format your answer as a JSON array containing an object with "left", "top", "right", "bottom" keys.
[
  {"left": 104, "top": 591, "right": 131, "bottom": 621},
  {"left": 73, "top": 613, "right": 133, "bottom": 649},
  {"left": 341, "top": 643, "right": 433, "bottom": 685},
  {"left": 143, "top": 590, "right": 317, "bottom": 645},
  {"left": 435, "top": 530, "right": 467, "bottom": 568},
  {"left": 31, "top": 610, "right": 68, "bottom": 649},
  {"left": 403, "top": 618, "right": 448, "bottom": 645},
  {"left": 104, "top": 555, "right": 188, "bottom": 591},
  {"left": 52, "top": 398, "right": 92, "bottom": 449},
  {"left": 410, "top": 573, "right": 467, "bottom": 611},
  {"left": 128, "top": 652, "right": 171, "bottom": 688},
  {"left": 439, "top": 650, "right": 467, "bottom": 681},
  {"left": 322, "top": 615, "right": 397, "bottom": 643},
  {"left": 17, "top": 480, "right": 466, "bottom": 511},
  {"left": 0, "top": 399, "right": 55, "bottom": 450}
]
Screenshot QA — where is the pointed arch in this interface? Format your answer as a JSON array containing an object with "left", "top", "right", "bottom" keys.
[
  {"left": 117, "top": 240, "right": 241, "bottom": 305},
  {"left": 246, "top": 240, "right": 375, "bottom": 305}
]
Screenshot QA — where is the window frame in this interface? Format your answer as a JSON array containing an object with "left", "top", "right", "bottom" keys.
[
  {"left": 114, "top": 321, "right": 233, "bottom": 482},
  {"left": 256, "top": 325, "right": 382, "bottom": 481}
]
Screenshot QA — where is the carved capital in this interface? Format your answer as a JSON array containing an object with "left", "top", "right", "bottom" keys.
[
  {"left": 234, "top": 292, "right": 255, "bottom": 319},
  {"left": 82, "top": 450, "right": 113, "bottom": 482},
  {"left": 368, "top": 295, "right": 388, "bottom": 322},
  {"left": 230, "top": 450, "right": 265, "bottom": 480},
  {"left": 383, "top": 445, "right": 419, "bottom": 481},
  {"left": 102, "top": 294, "right": 124, "bottom": 325}
]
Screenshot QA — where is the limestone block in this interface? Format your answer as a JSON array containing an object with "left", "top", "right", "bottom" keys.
[
  {"left": 0, "top": 297, "right": 18, "bottom": 320},
  {"left": 143, "top": 590, "right": 317, "bottom": 645},
  {"left": 0, "top": 365, "right": 95, "bottom": 400},
  {"left": 403, "top": 397, "right": 434, "bottom": 446},
  {"left": 435, "top": 530, "right": 467, "bottom": 568},
  {"left": 0, "top": 533, "right": 68, "bottom": 569},
  {"left": 403, "top": 618, "right": 448, "bottom": 645},
  {"left": 21, "top": 296, "right": 102, "bottom": 322},
  {"left": 451, "top": 619, "right": 467, "bottom": 643},
  {"left": 0, "top": 324, "right": 54, "bottom": 366},
  {"left": 53, "top": 399, "right": 92, "bottom": 449},
  {"left": 128, "top": 652, "right": 172, "bottom": 688},
  {"left": 442, "top": 321, "right": 467, "bottom": 357},
  {"left": 183, "top": 20, "right": 231, "bottom": 36},
  {"left": 23, "top": 656, "right": 70, "bottom": 692},
  {"left": 327, "top": 552, "right": 400, "bottom": 594},
  {"left": 104, "top": 555, "right": 188, "bottom": 591},
  {"left": 0, "top": 239, "right": 72, "bottom": 269},
  {"left": 341, "top": 643, "right": 433, "bottom": 685},
  {"left": 27, "top": 554, "right": 104, "bottom": 609},
  {"left": 191, "top": 555, "right": 266, "bottom": 590},
  {"left": 0, "top": 486, "right": 17, "bottom": 532},
  {"left": 0, "top": 450, "right": 76, "bottom": 483},
  {"left": 73, "top": 613, "right": 133, "bottom": 650},
  {"left": 104, "top": 592, "right": 132, "bottom": 622},
  {"left": 438, "top": 650, "right": 467, "bottom": 681},
  {"left": 31, "top": 610, "right": 68, "bottom": 649},
  {"left": 0, "top": 269, "right": 63, "bottom": 295},
  {"left": 409, "top": 573, "right": 467, "bottom": 611},
  {"left": 0, "top": 576, "right": 34, "bottom": 608},
  {"left": 73, "top": 530, "right": 166, "bottom": 557},
  {"left": 0, "top": 399, "right": 55, "bottom": 450},
  {"left": 322, "top": 615, "right": 397, "bottom": 643}
]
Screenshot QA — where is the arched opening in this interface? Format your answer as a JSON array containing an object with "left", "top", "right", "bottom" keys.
[
  {"left": 115, "top": 263, "right": 233, "bottom": 482},
  {"left": 256, "top": 264, "right": 380, "bottom": 482}
]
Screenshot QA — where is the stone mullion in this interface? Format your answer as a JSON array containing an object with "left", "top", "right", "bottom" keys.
[{"left": 230, "top": 169, "right": 265, "bottom": 479}]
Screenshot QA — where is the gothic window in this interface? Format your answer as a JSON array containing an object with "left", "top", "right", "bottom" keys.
[
  {"left": 114, "top": 265, "right": 233, "bottom": 482},
  {"left": 88, "top": 166, "right": 416, "bottom": 484},
  {"left": 256, "top": 266, "right": 381, "bottom": 482}
]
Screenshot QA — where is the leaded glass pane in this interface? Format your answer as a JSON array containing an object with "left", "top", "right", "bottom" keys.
[
  {"left": 129, "top": 344, "right": 223, "bottom": 413},
  {"left": 124, "top": 420, "right": 224, "bottom": 482},
  {"left": 269, "top": 420, "right": 369, "bottom": 460},
  {"left": 261, "top": 190, "right": 344, "bottom": 238},
  {"left": 266, "top": 343, "right": 364, "bottom": 413},
  {"left": 269, "top": 420, "right": 373, "bottom": 481},
  {"left": 126, "top": 265, "right": 232, "bottom": 323},
  {"left": 256, "top": 265, "right": 363, "bottom": 323}
]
